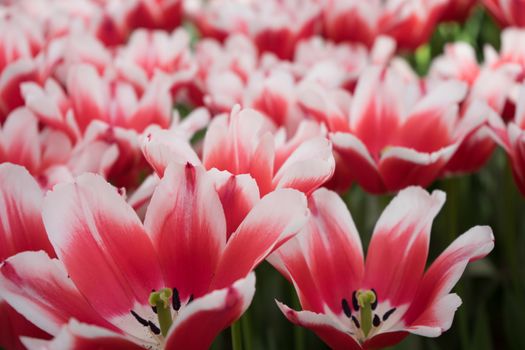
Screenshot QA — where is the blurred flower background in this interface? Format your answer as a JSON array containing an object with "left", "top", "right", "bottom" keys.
[{"left": 0, "top": 0, "right": 524, "bottom": 349}]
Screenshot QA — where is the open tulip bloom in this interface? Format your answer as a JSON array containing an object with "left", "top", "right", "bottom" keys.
[
  {"left": 269, "top": 187, "right": 494, "bottom": 350},
  {"left": 0, "top": 163, "right": 309, "bottom": 349}
]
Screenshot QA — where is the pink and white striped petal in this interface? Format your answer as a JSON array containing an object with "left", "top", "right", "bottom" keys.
[
  {"left": 0, "top": 108, "right": 41, "bottom": 173},
  {"left": 42, "top": 174, "right": 163, "bottom": 329},
  {"left": 378, "top": 144, "right": 458, "bottom": 192},
  {"left": 211, "top": 189, "right": 308, "bottom": 290},
  {"left": 144, "top": 163, "right": 226, "bottom": 300},
  {"left": 209, "top": 169, "right": 260, "bottom": 238},
  {"left": 276, "top": 302, "right": 362, "bottom": 350},
  {"left": 0, "top": 251, "right": 116, "bottom": 336},
  {"left": 21, "top": 319, "right": 145, "bottom": 350},
  {"left": 300, "top": 188, "right": 364, "bottom": 314},
  {"left": 330, "top": 132, "right": 384, "bottom": 193},
  {"left": 141, "top": 129, "right": 201, "bottom": 177},
  {"left": 407, "top": 294, "right": 462, "bottom": 337},
  {"left": 0, "top": 300, "right": 51, "bottom": 350},
  {"left": 364, "top": 187, "right": 446, "bottom": 307},
  {"left": 404, "top": 226, "right": 494, "bottom": 327},
  {"left": 165, "top": 273, "right": 256, "bottom": 350},
  {"left": 273, "top": 137, "right": 335, "bottom": 195},
  {"left": 0, "top": 163, "right": 54, "bottom": 260}
]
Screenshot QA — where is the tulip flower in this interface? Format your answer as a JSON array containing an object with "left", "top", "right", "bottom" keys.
[
  {"left": 484, "top": 0, "right": 525, "bottom": 27},
  {"left": 0, "top": 164, "right": 55, "bottom": 350},
  {"left": 0, "top": 11, "right": 42, "bottom": 121},
  {"left": 491, "top": 83, "right": 525, "bottom": 196},
  {"left": 322, "top": 0, "right": 447, "bottom": 50},
  {"left": 0, "top": 108, "right": 73, "bottom": 182},
  {"left": 142, "top": 105, "right": 335, "bottom": 196},
  {"left": 439, "top": 0, "right": 477, "bottom": 22},
  {"left": 270, "top": 186, "right": 494, "bottom": 350},
  {"left": 428, "top": 42, "right": 519, "bottom": 174},
  {"left": 190, "top": 0, "right": 321, "bottom": 59},
  {"left": 0, "top": 163, "right": 309, "bottom": 349},
  {"left": 298, "top": 66, "right": 473, "bottom": 193}
]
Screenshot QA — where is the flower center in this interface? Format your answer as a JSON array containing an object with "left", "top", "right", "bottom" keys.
[
  {"left": 341, "top": 289, "right": 397, "bottom": 342},
  {"left": 130, "top": 287, "right": 193, "bottom": 340},
  {"left": 149, "top": 288, "right": 174, "bottom": 337}
]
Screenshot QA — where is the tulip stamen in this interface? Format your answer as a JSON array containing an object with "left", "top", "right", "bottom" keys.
[
  {"left": 356, "top": 289, "right": 377, "bottom": 337},
  {"left": 342, "top": 298, "right": 352, "bottom": 318},
  {"left": 383, "top": 307, "right": 396, "bottom": 322},
  {"left": 149, "top": 288, "right": 174, "bottom": 337},
  {"left": 172, "top": 288, "right": 181, "bottom": 311}
]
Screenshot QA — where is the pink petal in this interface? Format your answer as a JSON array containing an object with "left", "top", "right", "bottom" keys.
[
  {"left": 268, "top": 235, "right": 324, "bottom": 312},
  {"left": 349, "top": 67, "right": 401, "bottom": 157},
  {"left": 363, "top": 331, "right": 408, "bottom": 349},
  {"left": 273, "top": 137, "right": 335, "bottom": 195},
  {"left": 128, "top": 77, "right": 172, "bottom": 132},
  {"left": 66, "top": 64, "right": 107, "bottom": 131},
  {"left": 42, "top": 174, "right": 163, "bottom": 324},
  {"left": 0, "top": 251, "right": 116, "bottom": 336},
  {"left": 406, "top": 294, "right": 462, "bottom": 337},
  {"left": 203, "top": 107, "right": 275, "bottom": 175},
  {"left": 1, "top": 108, "right": 41, "bottom": 173},
  {"left": 0, "top": 163, "right": 54, "bottom": 260},
  {"left": 304, "top": 188, "right": 364, "bottom": 313},
  {"left": 248, "top": 132, "right": 275, "bottom": 195},
  {"left": 165, "top": 273, "right": 256, "bottom": 350},
  {"left": 211, "top": 189, "right": 308, "bottom": 290},
  {"left": 404, "top": 226, "right": 494, "bottom": 326},
  {"left": 378, "top": 145, "right": 457, "bottom": 192},
  {"left": 209, "top": 169, "right": 260, "bottom": 238},
  {"left": 21, "top": 319, "right": 145, "bottom": 350},
  {"left": 144, "top": 163, "right": 226, "bottom": 300},
  {"left": 141, "top": 129, "right": 201, "bottom": 177},
  {"left": 0, "top": 59, "right": 38, "bottom": 121},
  {"left": 297, "top": 82, "right": 350, "bottom": 132},
  {"left": 276, "top": 302, "right": 362, "bottom": 350},
  {"left": 330, "top": 132, "right": 384, "bottom": 194},
  {"left": 364, "top": 187, "right": 445, "bottom": 307},
  {"left": 0, "top": 301, "right": 51, "bottom": 350}
]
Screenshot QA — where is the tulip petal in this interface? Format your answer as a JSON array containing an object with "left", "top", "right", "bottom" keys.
[
  {"left": 273, "top": 137, "right": 335, "bottom": 195},
  {"left": 268, "top": 235, "right": 323, "bottom": 312},
  {"left": 209, "top": 169, "right": 260, "bottom": 238},
  {"left": 248, "top": 132, "right": 275, "bottom": 195},
  {"left": 66, "top": 65, "right": 106, "bottom": 131},
  {"left": 144, "top": 163, "right": 226, "bottom": 300},
  {"left": 406, "top": 294, "right": 462, "bottom": 337},
  {"left": 165, "top": 273, "right": 256, "bottom": 350},
  {"left": 211, "top": 189, "right": 308, "bottom": 289},
  {"left": 303, "top": 189, "right": 364, "bottom": 313},
  {"left": 21, "top": 319, "right": 145, "bottom": 350},
  {"left": 364, "top": 187, "right": 446, "bottom": 307},
  {"left": 0, "top": 300, "right": 50, "bottom": 350},
  {"left": 378, "top": 145, "right": 457, "bottom": 192},
  {"left": 0, "top": 251, "right": 115, "bottom": 336},
  {"left": 0, "top": 164, "right": 54, "bottom": 260},
  {"left": 276, "top": 301, "right": 362, "bottom": 350},
  {"left": 141, "top": 129, "right": 201, "bottom": 177},
  {"left": 1, "top": 108, "right": 41, "bottom": 173},
  {"left": 404, "top": 226, "right": 494, "bottom": 326},
  {"left": 42, "top": 174, "right": 163, "bottom": 331},
  {"left": 331, "top": 132, "right": 384, "bottom": 193}
]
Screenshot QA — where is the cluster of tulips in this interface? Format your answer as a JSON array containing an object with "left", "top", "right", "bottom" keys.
[{"left": 0, "top": 0, "right": 524, "bottom": 349}]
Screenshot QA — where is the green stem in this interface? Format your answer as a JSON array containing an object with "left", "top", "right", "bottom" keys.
[
  {"left": 503, "top": 164, "right": 519, "bottom": 289},
  {"left": 241, "top": 310, "right": 253, "bottom": 350},
  {"left": 231, "top": 320, "right": 243, "bottom": 350},
  {"left": 445, "top": 177, "right": 469, "bottom": 349}
]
